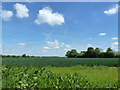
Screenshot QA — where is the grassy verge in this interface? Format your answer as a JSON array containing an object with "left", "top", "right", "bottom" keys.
[{"left": 45, "top": 65, "right": 118, "bottom": 83}]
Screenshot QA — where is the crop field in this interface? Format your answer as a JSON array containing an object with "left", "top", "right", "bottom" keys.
[
  {"left": 2, "top": 58, "right": 118, "bottom": 67},
  {"left": 2, "top": 58, "right": 119, "bottom": 88}
]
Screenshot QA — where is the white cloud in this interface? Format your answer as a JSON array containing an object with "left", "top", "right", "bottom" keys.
[
  {"left": 88, "top": 44, "right": 92, "bottom": 47},
  {"left": 2, "top": 10, "right": 13, "bottom": 21},
  {"left": 43, "top": 47, "right": 50, "bottom": 49},
  {"left": 110, "top": 42, "right": 118, "bottom": 51},
  {"left": 111, "top": 42, "right": 118, "bottom": 46},
  {"left": 99, "top": 33, "right": 106, "bottom": 36},
  {"left": 112, "top": 37, "right": 118, "bottom": 40},
  {"left": 65, "top": 45, "right": 71, "bottom": 48},
  {"left": 47, "top": 40, "right": 60, "bottom": 49},
  {"left": 14, "top": 3, "right": 29, "bottom": 18},
  {"left": 35, "top": 7, "right": 64, "bottom": 26},
  {"left": 42, "top": 40, "right": 71, "bottom": 53},
  {"left": 104, "top": 4, "right": 118, "bottom": 15},
  {"left": 18, "top": 43, "right": 26, "bottom": 46}
]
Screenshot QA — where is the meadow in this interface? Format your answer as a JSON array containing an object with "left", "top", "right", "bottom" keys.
[{"left": 2, "top": 58, "right": 119, "bottom": 88}]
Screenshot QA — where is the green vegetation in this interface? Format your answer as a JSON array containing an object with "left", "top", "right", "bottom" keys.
[
  {"left": 66, "top": 47, "right": 120, "bottom": 58},
  {"left": 2, "top": 54, "right": 119, "bottom": 88},
  {"left": 2, "top": 64, "right": 118, "bottom": 88},
  {"left": 46, "top": 66, "right": 118, "bottom": 83},
  {"left": 2, "top": 58, "right": 118, "bottom": 67}
]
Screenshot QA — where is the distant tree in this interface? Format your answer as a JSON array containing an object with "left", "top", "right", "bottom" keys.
[
  {"left": 27, "top": 55, "right": 30, "bottom": 58},
  {"left": 2, "top": 55, "right": 5, "bottom": 58},
  {"left": 6, "top": 55, "right": 11, "bottom": 57},
  {"left": 98, "top": 52, "right": 106, "bottom": 58},
  {"left": 65, "top": 47, "right": 118, "bottom": 58},
  {"left": 94, "top": 48, "right": 101, "bottom": 58},
  {"left": 69, "top": 49, "right": 79, "bottom": 58},
  {"left": 80, "top": 51, "right": 86, "bottom": 58},
  {"left": 114, "top": 52, "right": 120, "bottom": 58},
  {"left": 104, "top": 47, "right": 114, "bottom": 58},
  {"left": 76, "top": 53, "right": 81, "bottom": 58},
  {"left": 12, "top": 55, "right": 16, "bottom": 58},
  {"left": 84, "top": 47, "right": 96, "bottom": 58},
  {"left": 22, "top": 54, "right": 26, "bottom": 57},
  {"left": 17, "top": 56, "right": 21, "bottom": 58},
  {"left": 65, "top": 51, "right": 71, "bottom": 58},
  {"left": 66, "top": 49, "right": 79, "bottom": 58},
  {"left": 106, "top": 47, "right": 113, "bottom": 53}
]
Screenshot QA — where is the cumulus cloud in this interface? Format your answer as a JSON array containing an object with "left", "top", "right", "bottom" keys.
[
  {"left": 18, "top": 43, "right": 26, "bottom": 46},
  {"left": 14, "top": 3, "right": 29, "bottom": 18},
  {"left": 2, "top": 10, "right": 13, "bottom": 21},
  {"left": 88, "top": 44, "right": 92, "bottom": 47},
  {"left": 111, "top": 42, "right": 118, "bottom": 46},
  {"left": 99, "top": 33, "right": 106, "bottom": 36},
  {"left": 110, "top": 42, "right": 118, "bottom": 51},
  {"left": 65, "top": 45, "right": 71, "bottom": 48},
  {"left": 42, "top": 40, "right": 71, "bottom": 53},
  {"left": 35, "top": 7, "right": 65, "bottom": 26},
  {"left": 112, "top": 37, "right": 118, "bottom": 40},
  {"left": 47, "top": 40, "right": 60, "bottom": 49},
  {"left": 104, "top": 4, "right": 118, "bottom": 15},
  {"left": 43, "top": 47, "right": 50, "bottom": 49}
]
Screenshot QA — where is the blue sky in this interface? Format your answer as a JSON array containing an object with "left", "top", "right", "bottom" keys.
[{"left": 1, "top": 2, "right": 118, "bottom": 56}]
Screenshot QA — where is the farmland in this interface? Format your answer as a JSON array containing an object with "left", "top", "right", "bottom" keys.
[
  {"left": 2, "top": 57, "right": 118, "bottom": 67},
  {"left": 2, "top": 58, "right": 119, "bottom": 88}
]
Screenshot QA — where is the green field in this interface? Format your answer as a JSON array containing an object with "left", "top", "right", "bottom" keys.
[
  {"left": 2, "top": 58, "right": 118, "bottom": 67},
  {"left": 46, "top": 66, "right": 118, "bottom": 83},
  {"left": 2, "top": 58, "right": 119, "bottom": 88}
]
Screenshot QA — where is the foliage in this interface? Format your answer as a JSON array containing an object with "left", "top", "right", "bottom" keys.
[
  {"left": 66, "top": 47, "right": 120, "bottom": 58},
  {"left": 2, "top": 64, "right": 118, "bottom": 88}
]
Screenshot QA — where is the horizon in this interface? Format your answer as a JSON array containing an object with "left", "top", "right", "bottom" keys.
[{"left": 1, "top": 2, "right": 118, "bottom": 56}]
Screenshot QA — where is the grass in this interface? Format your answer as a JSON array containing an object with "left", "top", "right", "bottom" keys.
[{"left": 45, "top": 65, "right": 118, "bottom": 83}]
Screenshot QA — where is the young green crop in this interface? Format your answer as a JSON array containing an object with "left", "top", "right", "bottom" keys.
[
  {"left": 2, "top": 58, "right": 118, "bottom": 67},
  {"left": 2, "top": 64, "right": 118, "bottom": 88}
]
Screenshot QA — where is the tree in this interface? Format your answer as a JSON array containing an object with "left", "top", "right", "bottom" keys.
[
  {"left": 104, "top": 47, "right": 114, "bottom": 58},
  {"left": 114, "top": 51, "right": 120, "bottom": 58},
  {"left": 80, "top": 51, "right": 86, "bottom": 58},
  {"left": 84, "top": 47, "right": 96, "bottom": 58},
  {"left": 65, "top": 51, "right": 71, "bottom": 58},
  {"left": 69, "top": 49, "right": 79, "bottom": 58},
  {"left": 66, "top": 49, "right": 79, "bottom": 58},
  {"left": 98, "top": 52, "right": 106, "bottom": 58},
  {"left": 106, "top": 47, "right": 113, "bottom": 53},
  {"left": 22, "top": 54, "right": 26, "bottom": 57},
  {"left": 76, "top": 53, "right": 81, "bottom": 58},
  {"left": 94, "top": 48, "right": 101, "bottom": 58}
]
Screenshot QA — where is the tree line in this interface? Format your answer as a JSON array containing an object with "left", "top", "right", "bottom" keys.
[
  {"left": 1, "top": 54, "right": 61, "bottom": 58},
  {"left": 65, "top": 47, "right": 120, "bottom": 58}
]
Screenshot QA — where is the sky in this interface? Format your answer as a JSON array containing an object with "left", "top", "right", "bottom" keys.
[{"left": 1, "top": 2, "right": 118, "bottom": 56}]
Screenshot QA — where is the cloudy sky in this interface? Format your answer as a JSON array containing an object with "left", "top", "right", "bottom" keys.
[{"left": 1, "top": 2, "right": 118, "bottom": 56}]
